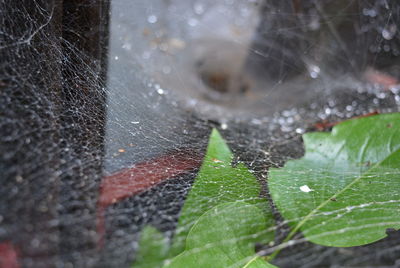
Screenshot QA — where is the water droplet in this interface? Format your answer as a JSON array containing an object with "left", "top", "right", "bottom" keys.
[
  {"left": 188, "top": 99, "right": 198, "bottom": 106},
  {"left": 147, "top": 15, "right": 158, "bottom": 24},
  {"left": 282, "top": 110, "right": 292, "bottom": 117},
  {"left": 251, "top": 118, "right": 262, "bottom": 125},
  {"left": 309, "top": 17, "right": 320, "bottom": 30},
  {"left": 221, "top": 123, "right": 228, "bottom": 130},
  {"left": 15, "top": 175, "right": 23, "bottom": 183},
  {"left": 382, "top": 25, "right": 397, "bottom": 40},
  {"left": 363, "top": 8, "right": 377, "bottom": 17},
  {"left": 157, "top": 88, "right": 165, "bottom": 95},
  {"left": 122, "top": 43, "right": 132, "bottom": 50},
  {"left": 325, "top": 107, "right": 332, "bottom": 115},
  {"left": 377, "top": 92, "right": 386, "bottom": 99},
  {"left": 287, "top": 240, "right": 295, "bottom": 246},
  {"left": 308, "top": 64, "right": 321, "bottom": 79},
  {"left": 114, "top": 56, "right": 119, "bottom": 60},
  {"left": 390, "top": 85, "right": 400, "bottom": 95}
]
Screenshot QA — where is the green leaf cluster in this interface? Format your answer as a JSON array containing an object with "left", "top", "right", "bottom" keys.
[
  {"left": 133, "top": 129, "right": 275, "bottom": 268},
  {"left": 133, "top": 113, "right": 400, "bottom": 268},
  {"left": 269, "top": 113, "right": 400, "bottom": 247}
]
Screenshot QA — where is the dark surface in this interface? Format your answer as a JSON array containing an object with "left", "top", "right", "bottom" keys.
[
  {"left": 1, "top": 0, "right": 109, "bottom": 266},
  {"left": 1, "top": 1, "right": 62, "bottom": 266},
  {"left": 58, "top": 0, "right": 109, "bottom": 266}
]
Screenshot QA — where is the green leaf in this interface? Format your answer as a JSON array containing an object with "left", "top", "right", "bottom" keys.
[
  {"left": 132, "top": 226, "right": 169, "bottom": 268},
  {"left": 269, "top": 113, "right": 400, "bottom": 247},
  {"left": 165, "top": 202, "right": 277, "bottom": 268},
  {"left": 170, "top": 129, "right": 270, "bottom": 256}
]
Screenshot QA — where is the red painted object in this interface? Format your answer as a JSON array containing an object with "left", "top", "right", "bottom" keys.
[
  {"left": 364, "top": 68, "right": 399, "bottom": 91},
  {"left": 96, "top": 149, "right": 203, "bottom": 247},
  {"left": 313, "top": 111, "right": 380, "bottom": 131},
  {"left": 0, "top": 242, "right": 19, "bottom": 268}
]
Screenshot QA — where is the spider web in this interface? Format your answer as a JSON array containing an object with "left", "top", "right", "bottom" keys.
[{"left": 1, "top": 0, "right": 400, "bottom": 267}]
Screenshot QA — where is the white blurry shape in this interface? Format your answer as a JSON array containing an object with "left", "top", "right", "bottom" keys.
[
  {"left": 382, "top": 25, "right": 397, "bottom": 40},
  {"left": 308, "top": 64, "right": 321, "bottom": 79},
  {"left": 363, "top": 8, "right": 377, "bottom": 17},
  {"left": 147, "top": 15, "right": 158, "bottom": 24},
  {"left": 168, "top": 38, "right": 186, "bottom": 50},
  {"left": 300, "top": 185, "right": 313, "bottom": 193}
]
